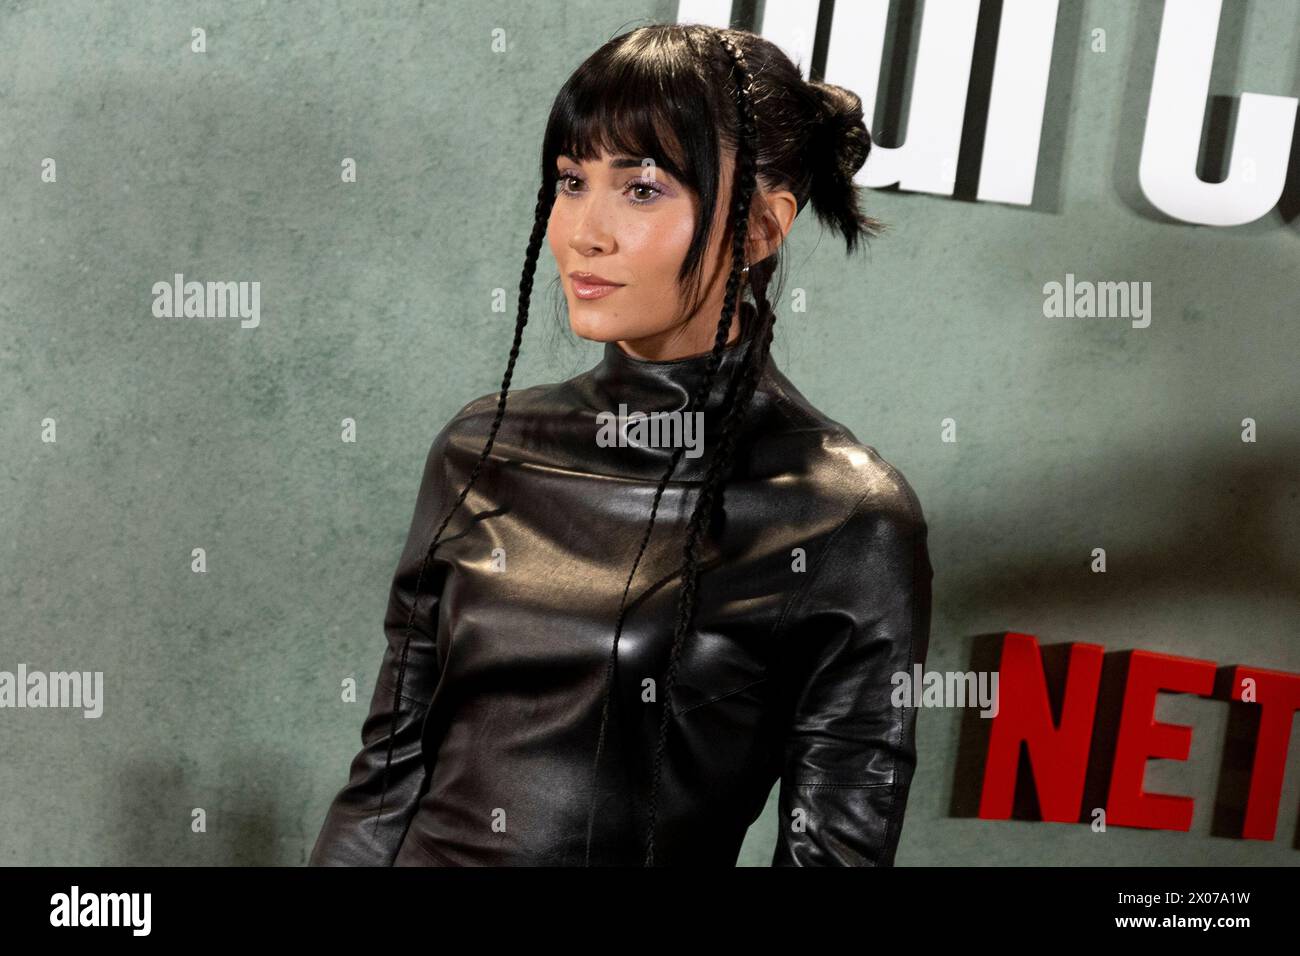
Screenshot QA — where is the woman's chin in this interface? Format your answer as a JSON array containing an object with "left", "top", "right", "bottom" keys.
[{"left": 567, "top": 305, "right": 644, "bottom": 344}]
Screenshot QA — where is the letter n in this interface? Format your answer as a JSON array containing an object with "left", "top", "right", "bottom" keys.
[{"left": 978, "top": 633, "right": 1104, "bottom": 823}]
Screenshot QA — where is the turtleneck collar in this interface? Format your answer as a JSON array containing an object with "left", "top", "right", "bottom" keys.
[
  {"left": 589, "top": 300, "right": 761, "bottom": 417},
  {"left": 564, "top": 300, "right": 777, "bottom": 484}
]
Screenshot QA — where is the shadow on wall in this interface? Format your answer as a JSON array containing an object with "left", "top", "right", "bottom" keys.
[{"left": 114, "top": 751, "right": 309, "bottom": 865}]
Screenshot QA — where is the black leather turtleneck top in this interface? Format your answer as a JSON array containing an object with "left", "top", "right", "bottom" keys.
[{"left": 309, "top": 303, "right": 934, "bottom": 866}]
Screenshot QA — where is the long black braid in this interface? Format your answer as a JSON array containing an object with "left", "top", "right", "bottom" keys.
[
  {"left": 580, "top": 31, "right": 768, "bottom": 867},
  {"left": 638, "top": 32, "right": 771, "bottom": 867},
  {"left": 371, "top": 177, "right": 556, "bottom": 832}
]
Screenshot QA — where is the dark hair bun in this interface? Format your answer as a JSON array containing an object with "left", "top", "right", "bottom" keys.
[
  {"left": 806, "top": 80, "right": 873, "bottom": 181},
  {"left": 801, "top": 79, "right": 882, "bottom": 251}
]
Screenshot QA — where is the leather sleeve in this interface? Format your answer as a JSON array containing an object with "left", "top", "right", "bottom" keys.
[
  {"left": 308, "top": 421, "right": 457, "bottom": 866},
  {"left": 770, "top": 474, "right": 934, "bottom": 866}
]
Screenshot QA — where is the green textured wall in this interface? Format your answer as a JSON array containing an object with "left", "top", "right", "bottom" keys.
[{"left": 1, "top": 0, "right": 1296, "bottom": 866}]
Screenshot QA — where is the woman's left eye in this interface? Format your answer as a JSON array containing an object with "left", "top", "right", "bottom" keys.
[
  {"left": 625, "top": 178, "right": 664, "bottom": 204},
  {"left": 555, "top": 173, "right": 665, "bottom": 206}
]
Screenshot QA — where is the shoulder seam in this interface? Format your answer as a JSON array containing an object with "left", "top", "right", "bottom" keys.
[{"left": 873, "top": 454, "right": 923, "bottom": 525}]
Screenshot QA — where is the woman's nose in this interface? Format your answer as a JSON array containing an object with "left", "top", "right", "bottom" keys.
[{"left": 566, "top": 195, "right": 616, "bottom": 255}]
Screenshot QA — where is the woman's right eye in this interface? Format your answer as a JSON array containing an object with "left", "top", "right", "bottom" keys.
[{"left": 557, "top": 173, "right": 584, "bottom": 196}]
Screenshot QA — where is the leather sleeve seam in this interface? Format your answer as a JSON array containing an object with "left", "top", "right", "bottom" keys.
[
  {"left": 675, "top": 675, "right": 769, "bottom": 717},
  {"left": 770, "top": 487, "right": 876, "bottom": 643},
  {"left": 374, "top": 678, "right": 435, "bottom": 708},
  {"left": 793, "top": 780, "right": 894, "bottom": 789}
]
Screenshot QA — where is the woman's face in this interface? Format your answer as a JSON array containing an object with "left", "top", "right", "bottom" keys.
[{"left": 547, "top": 148, "right": 747, "bottom": 362}]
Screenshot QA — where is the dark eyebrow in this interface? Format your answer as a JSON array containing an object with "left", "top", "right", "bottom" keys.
[{"left": 557, "top": 154, "right": 665, "bottom": 172}]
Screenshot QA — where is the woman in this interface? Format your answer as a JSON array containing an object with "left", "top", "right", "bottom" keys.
[{"left": 309, "top": 23, "right": 933, "bottom": 867}]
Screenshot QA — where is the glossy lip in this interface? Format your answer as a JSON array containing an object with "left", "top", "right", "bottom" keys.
[
  {"left": 569, "top": 270, "right": 626, "bottom": 300},
  {"left": 569, "top": 270, "right": 624, "bottom": 286}
]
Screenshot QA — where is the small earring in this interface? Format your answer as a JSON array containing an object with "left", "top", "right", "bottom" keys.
[{"left": 741, "top": 264, "right": 750, "bottom": 276}]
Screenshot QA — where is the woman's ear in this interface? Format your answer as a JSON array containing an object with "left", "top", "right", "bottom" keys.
[{"left": 745, "top": 188, "right": 798, "bottom": 264}]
